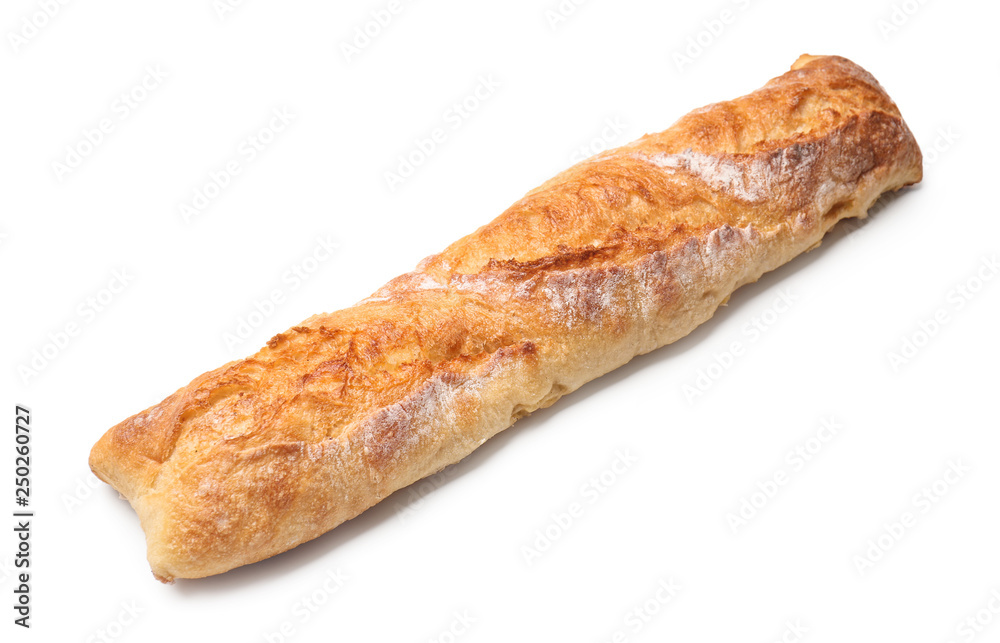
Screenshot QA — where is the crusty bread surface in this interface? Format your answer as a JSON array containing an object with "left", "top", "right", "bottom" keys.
[{"left": 90, "top": 55, "right": 922, "bottom": 581}]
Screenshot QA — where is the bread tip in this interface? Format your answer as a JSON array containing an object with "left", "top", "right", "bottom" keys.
[{"left": 792, "top": 53, "right": 823, "bottom": 70}]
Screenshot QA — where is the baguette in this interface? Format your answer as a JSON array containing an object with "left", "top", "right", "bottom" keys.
[{"left": 89, "top": 54, "right": 922, "bottom": 581}]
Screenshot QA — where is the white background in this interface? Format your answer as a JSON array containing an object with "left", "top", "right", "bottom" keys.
[{"left": 2, "top": 0, "right": 998, "bottom": 641}]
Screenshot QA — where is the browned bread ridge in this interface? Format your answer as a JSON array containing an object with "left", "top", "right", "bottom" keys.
[{"left": 90, "top": 55, "right": 922, "bottom": 581}]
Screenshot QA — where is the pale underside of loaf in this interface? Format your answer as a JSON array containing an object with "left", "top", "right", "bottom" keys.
[{"left": 89, "top": 54, "right": 922, "bottom": 581}]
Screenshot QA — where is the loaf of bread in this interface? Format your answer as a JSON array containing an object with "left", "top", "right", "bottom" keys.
[{"left": 89, "top": 55, "right": 922, "bottom": 581}]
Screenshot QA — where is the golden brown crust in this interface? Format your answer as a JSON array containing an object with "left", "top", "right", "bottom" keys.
[{"left": 89, "top": 54, "right": 922, "bottom": 581}]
